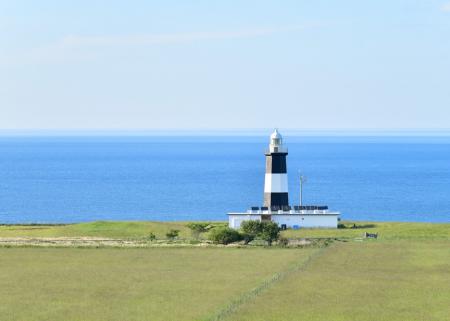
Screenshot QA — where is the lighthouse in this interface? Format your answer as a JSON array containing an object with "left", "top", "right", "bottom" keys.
[
  {"left": 264, "top": 129, "right": 289, "bottom": 209},
  {"left": 227, "top": 129, "right": 340, "bottom": 229}
]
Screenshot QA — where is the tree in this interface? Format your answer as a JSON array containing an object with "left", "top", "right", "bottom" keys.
[
  {"left": 260, "top": 221, "right": 280, "bottom": 246},
  {"left": 240, "top": 220, "right": 263, "bottom": 244},
  {"left": 166, "top": 229, "right": 180, "bottom": 240},
  {"left": 186, "top": 222, "right": 210, "bottom": 239},
  {"left": 241, "top": 220, "right": 263, "bottom": 235},
  {"left": 208, "top": 227, "right": 241, "bottom": 245},
  {"left": 240, "top": 220, "right": 281, "bottom": 246},
  {"left": 240, "top": 232, "right": 255, "bottom": 245}
]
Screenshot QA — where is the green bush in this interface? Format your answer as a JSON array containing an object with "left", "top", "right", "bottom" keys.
[
  {"left": 240, "top": 232, "right": 255, "bottom": 245},
  {"left": 241, "top": 220, "right": 263, "bottom": 235},
  {"left": 208, "top": 227, "right": 242, "bottom": 245},
  {"left": 240, "top": 220, "right": 281, "bottom": 246},
  {"left": 240, "top": 220, "right": 263, "bottom": 244},
  {"left": 165, "top": 229, "right": 180, "bottom": 240},
  {"left": 260, "top": 221, "right": 280, "bottom": 246},
  {"left": 147, "top": 232, "right": 156, "bottom": 241},
  {"left": 186, "top": 222, "right": 211, "bottom": 239}
]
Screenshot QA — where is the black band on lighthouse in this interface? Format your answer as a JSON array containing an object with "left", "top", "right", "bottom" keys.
[
  {"left": 264, "top": 192, "right": 289, "bottom": 207},
  {"left": 265, "top": 154, "right": 287, "bottom": 174}
]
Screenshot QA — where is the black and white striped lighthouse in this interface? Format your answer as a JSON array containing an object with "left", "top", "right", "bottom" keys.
[{"left": 263, "top": 129, "right": 289, "bottom": 208}]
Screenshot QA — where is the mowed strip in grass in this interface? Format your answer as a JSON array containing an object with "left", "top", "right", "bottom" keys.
[
  {"left": 221, "top": 240, "right": 450, "bottom": 321},
  {"left": 0, "top": 247, "right": 316, "bottom": 321}
]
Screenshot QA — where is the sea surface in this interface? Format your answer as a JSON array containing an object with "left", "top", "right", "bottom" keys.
[{"left": 0, "top": 135, "right": 449, "bottom": 224}]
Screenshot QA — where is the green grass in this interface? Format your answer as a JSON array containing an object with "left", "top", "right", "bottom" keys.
[
  {"left": 0, "top": 221, "right": 226, "bottom": 239},
  {"left": 281, "top": 221, "right": 450, "bottom": 240},
  {"left": 0, "top": 247, "right": 316, "bottom": 321},
  {"left": 2, "top": 220, "right": 448, "bottom": 241},
  {"left": 1, "top": 221, "right": 449, "bottom": 320},
  {"left": 221, "top": 240, "right": 450, "bottom": 321}
]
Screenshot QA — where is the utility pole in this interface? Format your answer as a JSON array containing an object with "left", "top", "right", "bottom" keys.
[{"left": 298, "top": 171, "right": 307, "bottom": 207}]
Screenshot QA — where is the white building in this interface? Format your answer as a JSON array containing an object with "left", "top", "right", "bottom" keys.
[
  {"left": 228, "top": 207, "right": 340, "bottom": 229},
  {"left": 228, "top": 129, "right": 340, "bottom": 229}
]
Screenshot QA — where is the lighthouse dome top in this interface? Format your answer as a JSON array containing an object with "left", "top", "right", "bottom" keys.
[
  {"left": 270, "top": 129, "right": 282, "bottom": 140},
  {"left": 270, "top": 129, "right": 283, "bottom": 146}
]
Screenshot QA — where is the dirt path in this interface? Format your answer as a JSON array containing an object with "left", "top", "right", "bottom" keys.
[
  {"left": 0, "top": 237, "right": 315, "bottom": 248},
  {"left": 0, "top": 237, "right": 147, "bottom": 247},
  {"left": 0, "top": 237, "right": 214, "bottom": 247}
]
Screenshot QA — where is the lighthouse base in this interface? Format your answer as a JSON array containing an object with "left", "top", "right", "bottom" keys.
[{"left": 228, "top": 208, "right": 340, "bottom": 229}]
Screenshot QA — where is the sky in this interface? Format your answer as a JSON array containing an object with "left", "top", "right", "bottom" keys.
[{"left": 1, "top": 0, "right": 450, "bottom": 131}]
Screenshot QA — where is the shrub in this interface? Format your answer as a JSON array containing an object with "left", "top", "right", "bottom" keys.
[
  {"left": 240, "top": 220, "right": 264, "bottom": 244},
  {"left": 147, "top": 232, "right": 156, "bottom": 241},
  {"left": 208, "top": 227, "right": 242, "bottom": 245},
  {"left": 241, "top": 220, "right": 263, "bottom": 237},
  {"left": 186, "top": 222, "right": 211, "bottom": 239},
  {"left": 240, "top": 232, "right": 255, "bottom": 245},
  {"left": 240, "top": 220, "right": 281, "bottom": 246},
  {"left": 166, "top": 229, "right": 180, "bottom": 240},
  {"left": 260, "top": 221, "right": 281, "bottom": 246}
]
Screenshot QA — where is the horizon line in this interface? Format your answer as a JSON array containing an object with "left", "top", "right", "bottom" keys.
[{"left": 1, "top": 128, "right": 450, "bottom": 137}]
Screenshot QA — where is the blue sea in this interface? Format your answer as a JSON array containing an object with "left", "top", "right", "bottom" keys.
[{"left": 0, "top": 135, "right": 449, "bottom": 224}]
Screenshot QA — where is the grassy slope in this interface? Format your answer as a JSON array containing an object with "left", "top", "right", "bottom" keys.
[
  {"left": 0, "top": 221, "right": 225, "bottom": 239},
  {"left": 222, "top": 240, "right": 450, "bottom": 321},
  {"left": 0, "top": 247, "right": 316, "bottom": 321},
  {"left": 1, "top": 221, "right": 448, "bottom": 240},
  {"left": 282, "top": 221, "right": 450, "bottom": 240}
]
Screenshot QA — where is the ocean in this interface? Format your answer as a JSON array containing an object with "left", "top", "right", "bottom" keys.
[{"left": 0, "top": 135, "right": 449, "bottom": 224}]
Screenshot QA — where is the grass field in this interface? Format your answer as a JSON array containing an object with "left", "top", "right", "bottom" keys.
[
  {"left": 282, "top": 221, "right": 450, "bottom": 241},
  {"left": 1, "top": 220, "right": 448, "bottom": 241},
  {"left": 0, "top": 221, "right": 449, "bottom": 321},
  {"left": 221, "top": 241, "right": 450, "bottom": 321},
  {"left": 0, "top": 221, "right": 202, "bottom": 239},
  {"left": 0, "top": 247, "right": 316, "bottom": 321}
]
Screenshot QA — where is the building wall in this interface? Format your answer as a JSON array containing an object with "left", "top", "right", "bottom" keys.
[
  {"left": 271, "top": 215, "right": 338, "bottom": 228},
  {"left": 229, "top": 214, "right": 262, "bottom": 229},
  {"left": 228, "top": 214, "right": 338, "bottom": 229}
]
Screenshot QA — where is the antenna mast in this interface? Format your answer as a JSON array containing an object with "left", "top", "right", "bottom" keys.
[{"left": 298, "top": 171, "right": 307, "bottom": 207}]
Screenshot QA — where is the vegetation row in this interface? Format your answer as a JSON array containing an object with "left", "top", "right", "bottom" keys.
[{"left": 149, "top": 221, "right": 283, "bottom": 246}]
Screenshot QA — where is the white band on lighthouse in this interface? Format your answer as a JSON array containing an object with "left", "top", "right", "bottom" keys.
[{"left": 264, "top": 173, "right": 288, "bottom": 193}]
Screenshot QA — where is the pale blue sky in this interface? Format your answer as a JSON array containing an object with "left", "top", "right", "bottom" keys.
[{"left": 1, "top": 0, "right": 450, "bottom": 130}]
